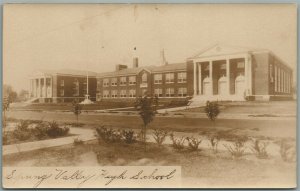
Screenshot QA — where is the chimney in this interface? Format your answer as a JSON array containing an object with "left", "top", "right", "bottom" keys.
[
  {"left": 161, "top": 49, "right": 168, "bottom": 65},
  {"left": 133, "top": 57, "right": 138, "bottom": 68},
  {"left": 116, "top": 64, "right": 128, "bottom": 71}
]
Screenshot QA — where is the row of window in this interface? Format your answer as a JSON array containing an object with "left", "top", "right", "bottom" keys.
[
  {"left": 101, "top": 72, "right": 187, "bottom": 87},
  {"left": 101, "top": 87, "right": 187, "bottom": 98},
  {"left": 274, "top": 65, "right": 291, "bottom": 93}
]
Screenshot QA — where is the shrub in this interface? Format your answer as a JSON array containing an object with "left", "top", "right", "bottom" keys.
[
  {"left": 152, "top": 129, "right": 168, "bottom": 146},
  {"left": 186, "top": 137, "right": 202, "bottom": 151},
  {"left": 46, "top": 121, "right": 69, "bottom": 138},
  {"left": 170, "top": 133, "right": 185, "bottom": 150},
  {"left": 223, "top": 137, "right": 247, "bottom": 159},
  {"left": 250, "top": 139, "right": 268, "bottom": 159},
  {"left": 280, "top": 139, "right": 296, "bottom": 162},
  {"left": 73, "top": 137, "right": 84, "bottom": 145},
  {"left": 208, "top": 134, "right": 220, "bottom": 153},
  {"left": 204, "top": 101, "right": 220, "bottom": 122},
  {"left": 16, "top": 120, "right": 30, "bottom": 131},
  {"left": 95, "top": 126, "right": 122, "bottom": 143},
  {"left": 33, "top": 122, "right": 48, "bottom": 140},
  {"left": 121, "top": 129, "right": 137, "bottom": 144},
  {"left": 13, "top": 120, "right": 31, "bottom": 141}
]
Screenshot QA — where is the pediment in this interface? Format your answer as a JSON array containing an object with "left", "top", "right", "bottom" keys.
[{"left": 191, "top": 44, "right": 251, "bottom": 59}]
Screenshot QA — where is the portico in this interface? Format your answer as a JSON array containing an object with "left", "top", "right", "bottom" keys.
[
  {"left": 29, "top": 72, "right": 53, "bottom": 102},
  {"left": 190, "top": 45, "right": 253, "bottom": 101}
]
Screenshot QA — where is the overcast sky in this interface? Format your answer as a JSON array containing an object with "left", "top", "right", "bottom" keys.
[{"left": 3, "top": 4, "right": 297, "bottom": 92}]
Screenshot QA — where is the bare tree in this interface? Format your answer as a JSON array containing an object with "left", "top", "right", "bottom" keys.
[{"left": 72, "top": 99, "right": 83, "bottom": 127}]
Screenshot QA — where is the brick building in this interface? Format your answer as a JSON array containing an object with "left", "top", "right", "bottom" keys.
[
  {"left": 29, "top": 69, "right": 97, "bottom": 103},
  {"left": 28, "top": 44, "right": 293, "bottom": 103}
]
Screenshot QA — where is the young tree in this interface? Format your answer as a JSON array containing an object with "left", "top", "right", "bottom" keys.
[
  {"left": 72, "top": 99, "right": 83, "bottom": 127},
  {"left": 204, "top": 101, "right": 220, "bottom": 126},
  {"left": 2, "top": 96, "right": 10, "bottom": 127},
  {"left": 135, "top": 95, "right": 157, "bottom": 150}
]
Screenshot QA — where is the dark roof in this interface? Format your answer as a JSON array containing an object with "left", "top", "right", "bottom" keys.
[{"left": 97, "top": 62, "right": 187, "bottom": 78}]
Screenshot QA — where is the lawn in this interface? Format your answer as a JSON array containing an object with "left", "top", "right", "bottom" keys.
[
  {"left": 182, "top": 101, "right": 296, "bottom": 116},
  {"left": 3, "top": 139, "right": 296, "bottom": 188}
]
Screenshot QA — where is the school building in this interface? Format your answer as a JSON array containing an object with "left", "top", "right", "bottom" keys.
[{"left": 28, "top": 44, "right": 293, "bottom": 103}]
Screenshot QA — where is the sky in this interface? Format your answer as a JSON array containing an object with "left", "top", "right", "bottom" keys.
[{"left": 3, "top": 4, "right": 297, "bottom": 92}]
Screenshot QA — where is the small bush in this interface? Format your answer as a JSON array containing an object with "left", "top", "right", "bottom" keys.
[
  {"left": 122, "top": 129, "right": 137, "bottom": 144},
  {"left": 16, "top": 120, "right": 30, "bottom": 131},
  {"left": 208, "top": 134, "right": 220, "bottom": 153},
  {"left": 13, "top": 120, "right": 31, "bottom": 141},
  {"left": 250, "top": 139, "right": 268, "bottom": 159},
  {"left": 46, "top": 121, "right": 69, "bottom": 138},
  {"left": 280, "top": 139, "right": 296, "bottom": 162},
  {"left": 170, "top": 133, "right": 185, "bottom": 150},
  {"left": 224, "top": 137, "right": 247, "bottom": 159},
  {"left": 186, "top": 137, "right": 202, "bottom": 151},
  {"left": 73, "top": 137, "right": 84, "bottom": 145},
  {"left": 152, "top": 129, "right": 168, "bottom": 146},
  {"left": 33, "top": 122, "right": 48, "bottom": 140},
  {"left": 95, "top": 126, "right": 122, "bottom": 143}
]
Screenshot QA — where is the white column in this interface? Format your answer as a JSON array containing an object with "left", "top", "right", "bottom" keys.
[
  {"left": 38, "top": 78, "right": 41, "bottom": 97},
  {"left": 193, "top": 62, "right": 197, "bottom": 95},
  {"left": 249, "top": 55, "right": 252, "bottom": 95},
  {"left": 50, "top": 77, "right": 52, "bottom": 97},
  {"left": 245, "top": 54, "right": 252, "bottom": 95},
  {"left": 33, "top": 79, "right": 36, "bottom": 97},
  {"left": 44, "top": 77, "right": 47, "bottom": 98},
  {"left": 209, "top": 60, "right": 213, "bottom": 95},
  {"left": 198, "top": 63, "right": 202, "bottom": 95},
  {"left": 226, "top": 59, "right": 230, "bottom": 95}
]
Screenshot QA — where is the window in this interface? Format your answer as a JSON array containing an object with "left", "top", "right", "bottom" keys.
[
  {"left": 73, "top": 79, "right": 79, "bottom": 96},
  {"left": 96, "top": 93, "right": 102, "bottom": 101},
  {"left": 60, "top": 89, "right": 64, "bottom": 96},
  {"left": 178, "top": 72, "right": 187, "bottom": 83},
  {"left": 142, "top": 73, "right": 147, "bottom": 83},
  {"left": 129, "top": 76, "right": 136, "bottom": 85},
  {"left": 154, "top": 74, "right": 162, "bottom": 84},
  {"left": 275, "top": 66, "right": 277, "bottom": 92},
  {"left": 154, "top": 88, "right": 163, "bottom": 97},
  {"left": 120, "top": 77, "right": 127, "bottom": 86},
  {"left": 103, "top": 79, "right": 109, "bottom": 87},
  {"left": 111, "top": 90, "right": 118, "bottom": 98},
  {"left": 60, "top": 80, "right": 64, "bottom": 86},
  {"left": 166, "top": 73, "right": 174, "bottom": 83},
  {"left": 111, "top": 78, "right": 117, "bottom": 86},
  {"left": 166, "top": 88, "right": 174, "bottom": 97},
  {"left": 103, "top": 90, "right": 109, "bottom": 98},
  {"left": 120, "top": 90, "right": 127, "bottom": 97},
  {"left": 178, "top": 87, "right": 187, "bottom": 97},
  {"left": 129, "top": 89, "right": 136, "bottom": 97},
  {"left": 97, "top": 80, "right": 101, "bottom": 89}
]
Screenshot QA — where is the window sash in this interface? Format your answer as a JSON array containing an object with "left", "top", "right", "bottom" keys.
[
  {"left": 129, "top": 76, "right": 136, "bottom": 85},
  {"left": 166, "top": 73, "right": 174, "bottom": 83}
]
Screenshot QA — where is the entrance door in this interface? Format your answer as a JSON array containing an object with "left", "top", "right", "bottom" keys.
[
  {"left": 235, "top": 75, "right": 245, "bottom": 96},
  {"left": 218, "top": 76, "right": 227, "bottom": 95},
  {"left": 203, "top": 77, "right": 210, "bottom": 95}
]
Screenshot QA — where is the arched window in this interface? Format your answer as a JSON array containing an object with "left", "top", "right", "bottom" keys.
[
  {"left": 235, "top": 75, "right": 245, "bottom": 96},
  {"left": 142, "top": 73, "right": 147, "bottom": 83},
  {"left": 203, "top": 77, "right": 211, "bottom": 95},
  {"left": 218, "top": 76, "right": 227, "bottom": 95}
]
